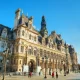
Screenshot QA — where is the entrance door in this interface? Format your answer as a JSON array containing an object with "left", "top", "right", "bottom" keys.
[{"left": 28, "top": 60, "right": 36, "bottom": 72}]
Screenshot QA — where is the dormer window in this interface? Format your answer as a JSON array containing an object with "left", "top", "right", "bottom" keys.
[{"left": 1, "top": 28, "right": 7, "bottom": 38}]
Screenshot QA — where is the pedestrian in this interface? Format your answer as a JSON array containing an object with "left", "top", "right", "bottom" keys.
[
  {"left": 9, "top": 73, "right": 11, "bottom": 77},
  {"left": 49, "top": 71, "right": 51, "bottom": 75},
  {"left": 28, "top": 72, "right": 30, "bottom": 78},
  {"left": 39, "top": 71, "right": 40, "bottom": 76},
  {"left": 56, "top": 72, "right": 58, "bottom": 78},
  {"left": 52, "top": 71, "right": 54, "bottom": 78},
  {"left": 30, "top": 72, "right": 32, "bottom": 77}
]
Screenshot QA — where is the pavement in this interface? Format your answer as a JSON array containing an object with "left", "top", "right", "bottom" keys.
[{"left": 0, "top": 73, "right": 80, "bottom": 80}]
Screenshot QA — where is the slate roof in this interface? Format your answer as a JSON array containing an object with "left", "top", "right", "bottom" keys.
[{"left": 18, "top": 14, "right": 28, "bottom": 26}]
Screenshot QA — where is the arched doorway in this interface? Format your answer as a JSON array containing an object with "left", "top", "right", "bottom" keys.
[{"left": 28, "top": 59, "right": 36, "bottom": 72}]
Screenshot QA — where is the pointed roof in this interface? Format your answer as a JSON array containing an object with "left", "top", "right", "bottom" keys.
[{"left": 18, "top": 14, "right": 28, "bottom": 26}]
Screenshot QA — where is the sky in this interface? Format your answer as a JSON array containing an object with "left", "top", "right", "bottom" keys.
[{"left": 0, "top": 0, "right": 80, "bottom": 63}]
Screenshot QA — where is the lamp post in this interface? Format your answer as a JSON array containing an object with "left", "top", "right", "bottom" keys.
[
  {"left": 2, "top": 48, "right": 10, "bottom": 80},
  {"left": 65, "top": 43, "right": 69, "bottom": 74},
  {"left": 63, "top": 60, "right": 66, "bottom": 76},
  {"left": 42, "top": 55, "right": 48, "bottom": 79},
  {"left": 56, "top": 55, "right": 57, "bottom": 73}
]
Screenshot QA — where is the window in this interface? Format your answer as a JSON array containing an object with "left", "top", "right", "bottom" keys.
[
  {"left": 22, "top": 30, "right": 24, "bottom": 36},
  {"left": 0, "top": 60, "right": 2, "bottom": 63},
  {"left": 28, "top": 49, "right": 32, "bottom": 55},
  {"left": 14, "top": 59, "right": 15, "bottom": 64},
  {"left": 26, "top": 33, "right": 27, "bottom": 37},
  {"left": 34, "top": 50, "right": 37, "bottom": 56},
  {"left": 1, "top": 42, "right": 5, "bottom": 48},
  {"left": 20, "top": 60, "right": 21, "bottom": 64},
  {"left": 18, "top": 30, "right": 20, "bottom": 36},
  {"left": 21, "top": 42, "right": 24, "bottom": 44},
  {"left": 19, "top": 69, "right": 21, "bottom": 71},
  {"left": 34, "top": 36, "right": 36, "bottom": 41},
  {"left": 0, "top": 67, "right": 1, "bottom": 71},
  {"left": 29, "top": 34, "right": 31, "bottom": 40},
  {"left": 40, "top": 49, "right": 42, "bottom": 57},
  {"left": 21, "top": 46, "right": 24, "bottom": 52},
  {"left": 1, "top": 28, "right": 7, "bottom": 38},
  {"left": 16, "top": 46, "right": 18, "bottom": 52}
]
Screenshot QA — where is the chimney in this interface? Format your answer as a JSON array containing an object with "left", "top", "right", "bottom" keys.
[
  {"left": 14, "top": 8, "right": 21, "bottom": 30},
  {"left": 15, "top": 8, "right": 21, "bottom": 19}
]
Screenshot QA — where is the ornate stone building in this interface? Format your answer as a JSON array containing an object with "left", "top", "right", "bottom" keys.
[{"left": 0, "top": 9, "right": 78, "bottom": 74}]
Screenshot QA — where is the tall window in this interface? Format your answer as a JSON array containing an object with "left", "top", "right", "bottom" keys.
[
  {"left": 34, "top": 36, "right": 36, "bottom": 41},
  {"left": 14, "top": 59, "right": 15, "bottom": 64},
  {"left": 21, "top": 46, "right": 24, "bottom": 52},
  {"left": 29, "top": 34, "right": 31, "bottom": 40},
  {"left": 40, "top": 49, "right": 42, "bottom": 57},
  {"left": 22, "top": 30, "right": 24, "bottom": 36},
  {"left": 20, "top": 60, "right": 21, "bottom": 64},
  {"left": 28, "top": 49, "right": 32, "bottom": 55},
  {"left": 18, "top": 30, "right": 20, "bottom": 36},
  {"left": 34, "top": 50, "right": 37, "bottom": 56},
  {"left": 16, "top": 46, "right": 18, "bottom": 52}
]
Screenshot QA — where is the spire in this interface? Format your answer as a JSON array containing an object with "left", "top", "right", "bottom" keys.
[
  {"left": 40, "top": 16, "right": 48, "bottom": 38},
  {"left": 41, "top": 16, "right": 46, "bottom": 30}
]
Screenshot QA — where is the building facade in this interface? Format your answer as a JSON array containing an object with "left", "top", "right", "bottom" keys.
[{"left": 0, "top": 9, "right": 78, "bottom": 74}]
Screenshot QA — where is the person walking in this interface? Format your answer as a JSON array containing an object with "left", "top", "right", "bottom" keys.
[
  {"left": 56, "top": 72, "right": 58, "bottom": 79},
  {"left": 30, "top": 72, "right": 32, "bottom": 77},
  {"left": 28, "top": 72, "right": 30, "bottom": 78},
  {"left": 52, "top": 71, "right": 54, "bottom": 78},
  {"left": 39, "top": 71, "right": 40, "bottom": 76}
]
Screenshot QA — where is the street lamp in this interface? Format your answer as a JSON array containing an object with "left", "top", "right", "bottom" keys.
[
  {"left": 65, "top": 43, "right": 69, "bottom": 74},
  {"left": 63, "top": 60, "right": 66, "bottom": 76},
  {"left": 42, "top": 55, "right": 48, "bottom": 79},
  {"left": 55, "top": 55, "right": 57, "bottom": 73},
  {"left": 2, "top": 48, "right": 11, "bottom": 80}
]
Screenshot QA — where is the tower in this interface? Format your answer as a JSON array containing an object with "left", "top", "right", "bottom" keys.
[{"left": 40, "top": 16, "right": 48, "bottom": 38}]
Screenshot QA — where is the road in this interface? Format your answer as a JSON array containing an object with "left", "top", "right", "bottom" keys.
[
  {"left": 67, "top": 73, "right": 80, "bottom": 80},
  {"left": 0, "top": 73, "right": 80, "bottom": 80}
]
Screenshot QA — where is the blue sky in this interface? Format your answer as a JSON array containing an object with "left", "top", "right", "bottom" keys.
[{"left": 0, "top": 0, "right": 80, "bottom": 63}]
